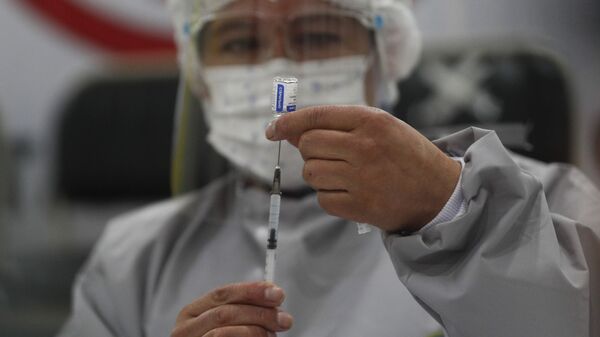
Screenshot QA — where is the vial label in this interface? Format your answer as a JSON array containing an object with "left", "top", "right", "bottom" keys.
[
  {"left": 272, "top": 77, "right": 298, "bottom": 116},
  {"left": 276, "top": 84, "right": 285, "bottom": 112}
]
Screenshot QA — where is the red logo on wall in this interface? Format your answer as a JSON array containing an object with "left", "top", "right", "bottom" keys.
[{"left": 20, "top": 0, "right": 176, "bottom": 55}]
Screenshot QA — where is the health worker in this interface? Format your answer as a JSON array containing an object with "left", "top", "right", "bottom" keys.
[{"left": 58, "top": 1, "right": 600, "bottom": 337}]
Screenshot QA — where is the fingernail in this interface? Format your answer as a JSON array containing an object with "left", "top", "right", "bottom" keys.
[
  {"left": 264, "top": 286, "right": 283, "bottom": 302},
  {"left": 277, "top": 312, "right": 293, "bottom": 329},
  {"left": 266, "top": 120, "right": 276, "bottom": 140}
]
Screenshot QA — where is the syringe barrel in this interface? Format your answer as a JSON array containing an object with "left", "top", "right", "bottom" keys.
[
  {"left": 265, "top": 195, "right": 281, "bottom": 282},
  {"left": 264, "top": 249, "right": 276, "bottom": 283},
  {"left": 268, "top": 194, "right": 281, "bottom": 232}
]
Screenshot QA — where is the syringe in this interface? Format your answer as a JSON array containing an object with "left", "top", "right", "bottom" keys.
[
  {"left": 264, "top": 166, "right": 281, "bottom": 283},
  {"left": 264, "top": 77, "right": 298, "bottom": 282}
]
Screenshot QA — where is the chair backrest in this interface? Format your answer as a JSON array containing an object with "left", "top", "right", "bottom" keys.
[
  {"left": 56, "top": 70, "right": 232, "bottom": 202},
  {"left": 56, "top": 73, "right": 179, "bottom": 202},
  {"left": 394, "top": 42, "right": 572, "bottom": 163}
]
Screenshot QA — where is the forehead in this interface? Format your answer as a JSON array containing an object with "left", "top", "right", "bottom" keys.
[{"left": 218, "top": 0, "right": 345, "bottom": 16}]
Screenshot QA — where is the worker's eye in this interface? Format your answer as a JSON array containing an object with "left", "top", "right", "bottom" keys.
[
  {"left": 292, "top": 32, "right": 342, "bottom": 49},
  {"left": 220, "top": 36, "right": 262, "bottom": 54}
]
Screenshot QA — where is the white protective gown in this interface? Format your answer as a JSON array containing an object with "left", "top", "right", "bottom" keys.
[{"left": 58, "top": 128, "right": 600, "bottom": 337}]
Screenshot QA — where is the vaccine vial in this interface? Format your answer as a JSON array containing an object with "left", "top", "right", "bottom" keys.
[{"left": 271, "top": 77, "right": 298, "bottom": 118}]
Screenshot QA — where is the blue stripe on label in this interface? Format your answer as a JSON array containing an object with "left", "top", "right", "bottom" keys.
[{"left": 276, "top": 84, "right": 284, "bottom": 112}]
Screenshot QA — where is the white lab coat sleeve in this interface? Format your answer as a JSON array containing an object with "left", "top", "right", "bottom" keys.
[{"left": 383, "top": 127, "right": 600, "bottom": 337}]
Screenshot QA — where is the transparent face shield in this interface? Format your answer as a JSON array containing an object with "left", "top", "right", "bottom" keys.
[
  {"left": 192, "top": 2, "right": 375, "bottom": 67},
  {"left": 183, "top": 0, "right": 378, "bottom": 108},
  {"left": 171, "top": 0, "right": 421, "bottom": 194}
]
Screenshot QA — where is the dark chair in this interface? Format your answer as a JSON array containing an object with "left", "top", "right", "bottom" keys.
[
  {"left": 394, "top": 42, "right": 572, "bottom": 163},
  {"left": 56, "top": 73, "right": 179, "bottom": 202}
]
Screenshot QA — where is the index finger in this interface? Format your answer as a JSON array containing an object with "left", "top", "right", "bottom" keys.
[
  {"left": 180, "top": 282, "right": 285, "bottom": 320},
  {"left": 266, "top": 105, "right": 378, "bottom": 145}
]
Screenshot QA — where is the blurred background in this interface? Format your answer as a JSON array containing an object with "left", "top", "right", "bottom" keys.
[{"left": 0, "top": 0, "right": 598, "bottom": 336}]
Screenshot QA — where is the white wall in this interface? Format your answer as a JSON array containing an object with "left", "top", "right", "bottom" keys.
[
  {"left": 0, "top": 1, "right": 101, "bottom": 138},
  {"left": 0, "top": 1, "right": 103, "bottom": 229},
  {"left": 0, "top": 1, "right": 175, "bottom": 229}
]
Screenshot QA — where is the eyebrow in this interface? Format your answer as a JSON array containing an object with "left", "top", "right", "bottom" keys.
[
  {"left": 213, "top": 20, "right": 258, "bottom": 35},
  {"left": 292, "top": 14, "right": 345, "bottom": 25}
]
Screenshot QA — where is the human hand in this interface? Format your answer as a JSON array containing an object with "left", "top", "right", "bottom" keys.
[
  {"left": 266, "top": 105, "right": 461, "bottom": 233},
  {"left": 171, "top": 282, "right": 293, "bottom": 337}
]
